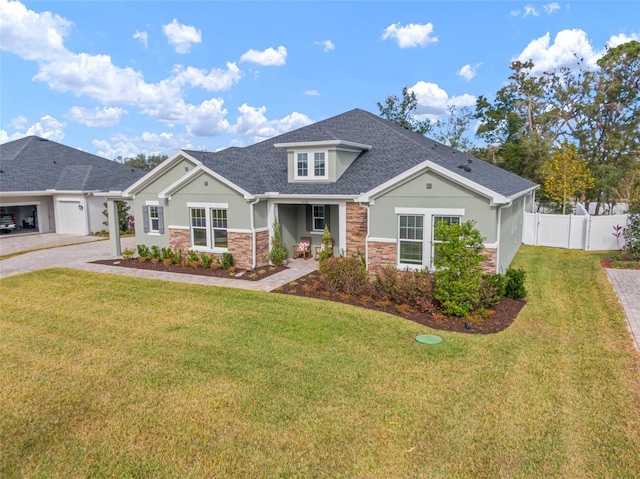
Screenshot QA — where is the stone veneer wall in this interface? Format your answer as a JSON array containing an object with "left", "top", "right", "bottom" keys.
[
  {"left": 169, "top": 228, "right": 190, "bottom": 253},
  {"left": 228, "top": 231, "right": 253, "bottom": 270},
  {"left": 367, "top": 241, "right": 397, "bottom": 273},
  {"left": 346, "top": 202, "right": 368, "bottom": 256},
  {"left": 255, "top": 230, "right": 270, "bottom": 268},
  {"left": 481, "top": 248, "right": 497, "bottom": 274}
]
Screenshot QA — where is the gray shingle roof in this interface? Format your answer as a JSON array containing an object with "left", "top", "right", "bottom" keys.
[
  {"left": 183, "top": 109, "right": 537, "bottom": 198},
  {"left": 0, "top": 136, "right": 145, "bottom": 192}
]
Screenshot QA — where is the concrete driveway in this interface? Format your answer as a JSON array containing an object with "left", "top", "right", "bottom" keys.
[
  {"left": 0, "top": 233, "right": 316, "bottom": 292},
  {"left": 0, "top": 232, "right": 106, "bottom": 256}
]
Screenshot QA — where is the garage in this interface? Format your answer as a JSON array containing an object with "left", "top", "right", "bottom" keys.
[
  {"left": 0, "top": 201, "right": 45, "bottom": 234},
  {"left": 57, "top": 200, "right": 87, "bottom": 235}
]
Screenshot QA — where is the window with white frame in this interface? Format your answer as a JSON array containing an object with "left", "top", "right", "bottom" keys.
[
  {"left": 398, "top": 215, "right": 424, "bottom": 265},
  {"left": 432, "top": 216, "right": 461, "bottom": 267},
  {"left": 189, "top": 205, "right": 228, "bottom": 250},
  {"left": 210, "top": 208, "right": 228, "bottom": 248},
  {"left": 295, "top": 151, "right": 328, "bottom": 179},
  {"left": 149, "top": 206, "right": 160, "bottom": 232},
  {"left": 312, "top": 205, "right": 325, "bottom": 231}
]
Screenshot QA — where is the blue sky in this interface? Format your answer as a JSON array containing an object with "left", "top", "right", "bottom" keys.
[{"left": 1, "top": 0, "right": 638, "bottom": 159}]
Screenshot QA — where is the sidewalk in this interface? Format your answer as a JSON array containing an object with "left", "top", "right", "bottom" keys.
[
  {"left": 0, "top": 235, "right": 317, "bottom": 292},
  {"left": 606, "top": 269, "right": 640, "bottom": 352}
]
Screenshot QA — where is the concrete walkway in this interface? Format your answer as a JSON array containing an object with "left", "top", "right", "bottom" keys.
[
  {"left": 0, "top": 235, "right": 317, "bottom": 292},
  {"left": 606, "top": 269, "right": 640, "bottom": 352}
]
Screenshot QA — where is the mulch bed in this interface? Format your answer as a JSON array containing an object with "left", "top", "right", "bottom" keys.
[
  {"left": 274, "top": 273, "right": 526, "bottom": 335},
  {"left": 599, "top": 259, "right": 640, "bottom": 270},
  {"left": 91, "top": 259, "right": 288, "bottom": 281}
]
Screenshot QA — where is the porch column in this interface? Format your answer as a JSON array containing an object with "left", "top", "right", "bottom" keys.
[
  {"left": 339, "top": 202, "right": 347, "bottom": 254},
  {"left": 107, "top": 198, "right": 122, "bottom": 257}
]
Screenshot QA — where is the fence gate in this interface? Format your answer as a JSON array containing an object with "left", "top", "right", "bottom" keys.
[{"left": 522, "top": 212, "right": 628, "bottom": 251}]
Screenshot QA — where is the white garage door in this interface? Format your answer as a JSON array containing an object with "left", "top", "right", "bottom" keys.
[{"left": 58, "top": 201, "right": 86, "bottom": 234}]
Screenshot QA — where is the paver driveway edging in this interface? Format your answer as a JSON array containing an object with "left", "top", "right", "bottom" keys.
[{"left": 606, "top": 268, "right": 640, "bottom": 353}]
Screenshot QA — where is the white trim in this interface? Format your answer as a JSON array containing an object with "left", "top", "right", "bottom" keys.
[
  {"left": 187, "top": 201, "right": 229, "bottom": 209},
  {"left": 274, "top": 140, "right": 372, "bottom": 150},
  {"left": 368, "top": 237, "right": 397, "bottom": 243},
  {"left": 190, "top": 246, "right": 229, "bottom": 254},
  {"left": 0, "top": 200, "right": 42, "bottom": 206},
  {"left": 159, "top": 165, "right": 254, "bottom": 200},
  {"left": 147, "top": 232, "right": 161, "bottom": 236},
  {"left": 483, "top": 242, "right": 498, "bottom": 249},
  {"left": 358, "top": 160, "right": 515, "bottom": 205},
  {"left": 167, "top": 225, "right": 189, "bottom": 230},
  {"left": 145, "top": 200, "right": 159, "bottom": 206},
  {"left": 123, "top": 151, "right": 201, "bottom": 197},
  {"left": 260, "top": 195, "right": 355, "bottom": 202},
  {"left": 395, "top": 207, "right": 465, "bottom": 216},
  {"left": 293, "top": 150, "right": 329, "bottom": 180},
  {"left": 227, "top": 228, "right": 252, "bottom": 234},
  {"left": 254, "top": 226, "right": 269, "bottom": 233}
]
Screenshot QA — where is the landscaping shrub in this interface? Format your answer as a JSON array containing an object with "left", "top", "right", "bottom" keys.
[
  {"left": 432, "top": 220, "right": 485, "bottom": 317},
  {"left": 186, "top": 250, "right": 199, "bottom": 267},
  {"left": 623, "top": 213, "right": 640, "bottom": 261},
  {"left": 318, "top": 256, "right": 370, "bottom": 296},
  {"left": 149, "top": 245, "right": 161, "bottom": 262},
  {"left": 479, "top": 273, "right": 507, "bottom": 307},
  {"left": 136, "top": 244, "right": 150, "bottom": 260},
  {"left": 172, "top": 249, "right": 183, "bottom": 265},
  {"left": 505, "top": 267, "right": 527, "bottom": 300},
  {"left": 373, "top": 266, "right": 433, "bottom": 306},
  {"left": 317, "top": 226, "right": 333, "bottom": 262},
  {"left": 200, "top": 252, "right": 215, "bottom": 269},
  {"left": 221, "top": 252, "right": 234, "bottom": 270},
  {"left": 268, "top": 219, "right": 288, "bottom": 266},
  {"left": 121, "top": 248, "right": 135, "bottom": 260}
]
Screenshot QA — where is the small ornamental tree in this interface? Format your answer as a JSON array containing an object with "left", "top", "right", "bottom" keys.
[
  {"left": 542, "top": 141, "right": 595, "bottom": 215},
  {"left": 317, "top": 226, "right": 332, "bottom": 262},
  {"left": 268, "top": 219, "right": 288, "bottom": 266},
  {"left": 433, "top": 220, "right": 485, "bottom": 316}
]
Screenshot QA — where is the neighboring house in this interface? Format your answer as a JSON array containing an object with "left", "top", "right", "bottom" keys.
[
  {"left": 120, "top": 109, "right": 538, "bottom": 273},
  {"left": 0, "top": 136, "right": 144, "bottom": 235}
]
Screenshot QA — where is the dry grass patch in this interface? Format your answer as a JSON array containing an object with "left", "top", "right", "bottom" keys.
[{"left": 1, "top": 250, "right": 639, "bottom": 478}]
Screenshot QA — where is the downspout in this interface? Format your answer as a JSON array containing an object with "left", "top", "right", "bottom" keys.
[
  {"left": 249, "top": 197, "right": 260, "bottom": 269},
  {"left": 496, "top": 204, "right": 502, "bottom": 275}
]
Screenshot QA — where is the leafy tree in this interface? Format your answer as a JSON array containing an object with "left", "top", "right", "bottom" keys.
[
  {"left": 377, "top": 86, "right": 433, "bottom": 135},
  {"left": 119, "top": 153, "right": 168, "bottom": 172},
  {"left": 433, "top": 220, "right": 485, "bottom": 316},
  {"left": 542, "top": 141, "right": 595, "bottom": 214},
  {"left": 432, "top": 105, "right": 473, "bottom": 152},
  {"left": 102, "top": 201, "right": 132, "bottom": 233}
]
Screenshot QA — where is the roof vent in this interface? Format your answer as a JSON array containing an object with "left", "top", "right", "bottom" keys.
[
  {"left": 53, "top": 160, "right": 57, "bottom": 164},
  {"left": 467, "top": 158, "right": 472, "bottom": 164},
  {"left": 432, "top": 143, "right": 437, "bottom": 149},
  {"left": 457, "top": 164, "right": 471, "bottom": 172}
]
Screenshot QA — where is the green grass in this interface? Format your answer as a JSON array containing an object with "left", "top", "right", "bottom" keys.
[{"left": 1, "top": 246, "right": 639, "bottom": 478}]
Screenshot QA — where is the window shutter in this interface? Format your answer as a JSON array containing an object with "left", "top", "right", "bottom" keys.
[
  {"left": 142, "top": 206, "right": 149, "bottom": 233},
  {"left": 157, "top": 206, "right": 165, "bottom": 234},
  {"left": 306, "top": 204, "right": 312, "bottom": 231},
  {"left": 324, "top": 205, "right": 331, "bottom": 230}
]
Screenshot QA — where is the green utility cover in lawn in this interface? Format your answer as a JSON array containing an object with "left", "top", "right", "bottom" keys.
[{"left": 415, "top": 334, "right": 443, "bottom": 345}]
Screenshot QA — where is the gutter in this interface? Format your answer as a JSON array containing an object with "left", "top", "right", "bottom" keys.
[{"left": 358, "top": 201, "right": 371, "bottom": 269}]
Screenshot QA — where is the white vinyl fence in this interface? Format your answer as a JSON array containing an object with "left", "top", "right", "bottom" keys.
[{"left": 523, "top": 212, "right": 628, "bottom": 251}]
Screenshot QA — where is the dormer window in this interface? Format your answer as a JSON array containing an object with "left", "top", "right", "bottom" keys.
[{"left": 295, "top": 151, "right": 328, "bottom": 179}]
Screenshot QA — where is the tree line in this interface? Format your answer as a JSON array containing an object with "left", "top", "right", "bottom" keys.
[{"left": 378, "top": 41, "right": 640, "bottom": 215}]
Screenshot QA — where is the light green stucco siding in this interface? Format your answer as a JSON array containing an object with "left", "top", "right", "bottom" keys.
[
  {"left": 498, "top": 195, "right": 525, "bottom": 272},
  {"left": 254, "top": 201, "right": 268, "bottom": 229},
  {"left": 369, "top": 170, "right": 498, "bottom": 243}
]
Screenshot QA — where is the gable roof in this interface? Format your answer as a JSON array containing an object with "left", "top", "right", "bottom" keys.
[
  {"left": 180, "top": 109, "right": 537, "bottom": 202},
  {"left": 0, "top": 136, "right": 145, "bottom": 193}
]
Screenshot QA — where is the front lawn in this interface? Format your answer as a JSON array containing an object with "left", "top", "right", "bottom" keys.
[{"left": 1, "top": 246, "right": 639, "bottom": 478}]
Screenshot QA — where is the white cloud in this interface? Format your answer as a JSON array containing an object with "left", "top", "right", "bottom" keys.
[
  {"left": 162, "top": 19, "right": 201, "bottom": 54},
  {"left": 314, "top": 39, "right": 335, "bottom": 52},
  {"left": 510, "top": 10, "right": 521, "bottom": 17},
  {"left": 8, "top": 115, "right": 28, "bottom": 130},
  {"left": 381, "top": 22, "right": 438, "bottom": 48},
  {"left": 240, "top": 46, "right": 287, "bottom": 66},
  {"left": 457, "top": 63, "right": 482, "bottom": 81},
  {"left": 0, "top": 114, "right": 67, "bottom": 144},
  {"left": 543, "top": 3, "right": 560, "bottom": 14},
  {"left": 234, "top": 104, "right": 313, "bottom": 143},
  {"left": 171, "top": 62, "right": 242, "bottom": 91},
  {"left": 409, "top": 81, "right": 475, "bottom": 118},
  {"left": 516, "top": 29, "right": 601, "bottom": 73},
  {"left": 0, "top": 0, "right": 71, "bottom": 61},
  {"left": 304, "top": 89, "right": 319, "bottom": 96},
  {"left": 92, "top": 131, "right": 197, "bottom": 159},
  {"left": 65, "top": 106, "right": 127, "bottom": 127},
  {"left": 608, "top": 33, "right": 640, "bottom": 48},
  {"left": 182, "top": 98, "right": 230, "bottom": 137},
  {"left": 133, "top": 30, "right": 148, "bottom": 49},
  {"left": 523, "top": 5, "right": 539, "bottom": 17}
]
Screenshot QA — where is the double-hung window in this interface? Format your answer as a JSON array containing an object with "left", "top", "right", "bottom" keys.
[
  {"left": 398, "top": 215, "right": 424, "bottom": 265},
  {"left": 295, "top": 150, "right": 327, "bottom": 179},
  {"left": 312, "top": 205, "right": 325, "bottom": 231},
  {"left": 189, "top": 204, "right": 228, "bottom": 251},
  {"left": 149, "top": 206, "right": 160, "bottom": 233}
]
